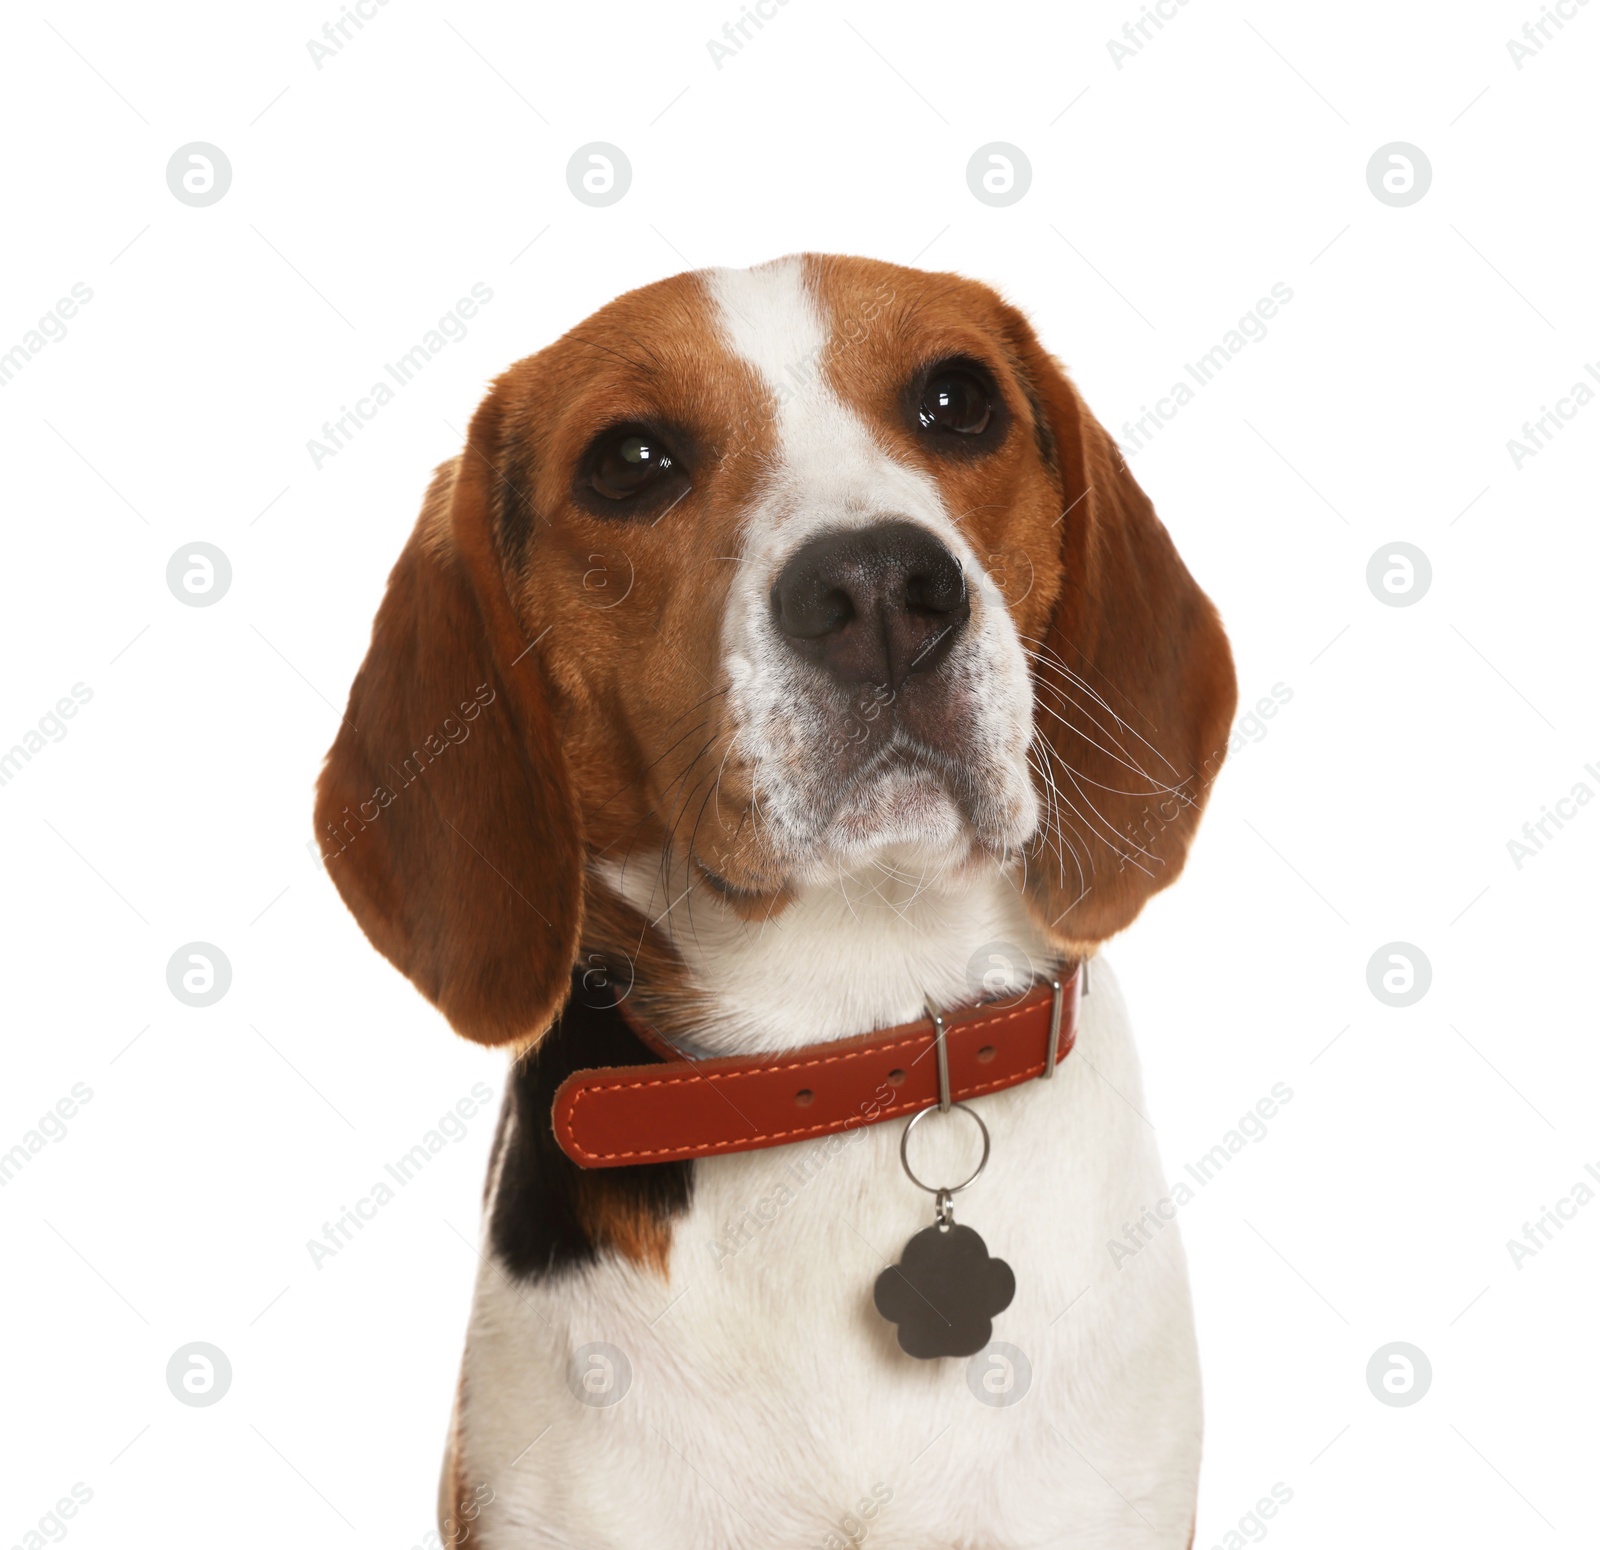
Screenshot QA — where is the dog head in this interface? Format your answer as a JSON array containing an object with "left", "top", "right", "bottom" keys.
[{"left": 314, "top": 254, "right": 1236, "bottom": 1046}]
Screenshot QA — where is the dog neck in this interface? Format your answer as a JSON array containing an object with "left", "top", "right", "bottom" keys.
[{"left": 587, "top": 846, "right": 1061, "bottom": 1059}]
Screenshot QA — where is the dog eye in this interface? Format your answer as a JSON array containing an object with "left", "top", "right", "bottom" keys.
[
  {"left": 591, "top": 430, "right": 673, "bottom": 499},
  {"left": 918, "top": 369, "right": 991, "bottom": 436}
]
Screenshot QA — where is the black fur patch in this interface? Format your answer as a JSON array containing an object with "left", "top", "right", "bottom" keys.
[
  {"left": 1021, "top": 374, "right": 1058, "bottom": 474},
  {"left": 489, "top": 974, "right": 693, "bottom": 1281},
  {"left": 492, "top": 440, "right": 536, "bottom": 569}
]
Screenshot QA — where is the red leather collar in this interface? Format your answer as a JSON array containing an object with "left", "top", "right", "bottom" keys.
[{"left": 552, "top": 968, "right": 1081, "bottom": 1170}]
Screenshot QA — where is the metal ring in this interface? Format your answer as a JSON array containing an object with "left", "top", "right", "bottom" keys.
[{"left": 898, "top": 1101, "right": 991, "bottom": 1195}]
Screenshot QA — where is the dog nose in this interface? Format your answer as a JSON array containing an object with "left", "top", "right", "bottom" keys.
[{"left": 771, "top": 521, "right": 970, "bottom": 689}]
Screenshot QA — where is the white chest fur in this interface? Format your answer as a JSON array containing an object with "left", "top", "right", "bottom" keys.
[{"left": 457, "top": 867, "right": 1201, "bottom": 1548}]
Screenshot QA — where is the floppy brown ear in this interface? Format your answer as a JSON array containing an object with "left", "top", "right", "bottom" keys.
[
  {"left": 1007, "top": 319, "right": 1237, "bottom": 948},
  {"left": 313, "top": 388, "right": 583, "bottom": 1047}
]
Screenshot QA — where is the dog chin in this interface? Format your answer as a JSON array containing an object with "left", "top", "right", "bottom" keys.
[{"left": 789, "top": 769, "right": 1006, "bottom": 886}]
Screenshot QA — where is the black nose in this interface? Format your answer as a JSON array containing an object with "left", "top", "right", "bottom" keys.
[{"left": 771, "top": 521, "right": 970, "bottom": 690}]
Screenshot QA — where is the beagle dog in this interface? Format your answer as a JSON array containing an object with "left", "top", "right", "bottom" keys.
[{"left": 315, "top": 255, "right": 1236, "bottom": 1549}]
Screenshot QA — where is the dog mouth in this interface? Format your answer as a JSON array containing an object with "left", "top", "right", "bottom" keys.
[
  {"left": 694, "top": 860, "right": 763, "bottom": 902},
  {"left": 825, "top": 730, "right": 1009, "bottom": 824},
  {"left": 824, "top": 741, "right": 963, "bottom": 821},
  {"left": 690, "top": 737, "right": 1023, "bottom": 905}
]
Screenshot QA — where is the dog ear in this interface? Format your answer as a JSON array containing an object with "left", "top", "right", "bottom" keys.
[
  {"left": 1006, "top": 318, "right": 1237, "bottom": 948},
  {"left": 313, "top": 386, "right": 583, "bottom": 1047}
]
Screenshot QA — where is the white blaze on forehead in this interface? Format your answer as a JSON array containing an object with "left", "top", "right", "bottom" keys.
[
  {"left": 700, "top": 258, "right": 944, "bottom": 540},
  {"left": 703, "top": 256, "right": 830, "bottom": 406}
]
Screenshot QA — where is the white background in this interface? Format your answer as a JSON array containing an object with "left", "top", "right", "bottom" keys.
[{"left": 3, "top": 1, "right": 1597, "bottom": 1546}]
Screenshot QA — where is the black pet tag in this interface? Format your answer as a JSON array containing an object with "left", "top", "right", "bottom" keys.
[
  {"left": 875, "top": 1190, "right": 1015, "bottom": 1359},
  {"left": 873, "top": 1092, "right": 1015, "bottom": 1360}
]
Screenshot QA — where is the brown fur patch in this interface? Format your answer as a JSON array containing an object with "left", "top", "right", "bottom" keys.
[
  {"left": 997, "top": 304, "right": 1237, "bottom": 940},
  {"left": 575, "top": 1171, "right": 677, "bottom": 1275},
  {"left": 313, "top": 412, "right": 585, "bottom": 1046},
  {"left": 437, "top": 1360, "right": 483, "bottom": 1547}
]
